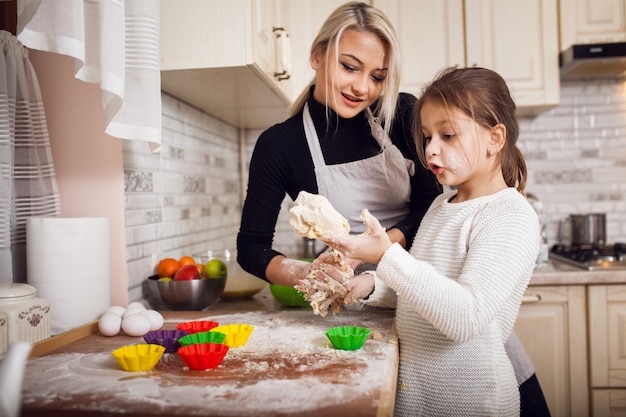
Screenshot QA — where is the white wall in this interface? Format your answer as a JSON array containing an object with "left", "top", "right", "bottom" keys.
[{"left": 29, "top": 49, "right": 129, "bottom": 307}]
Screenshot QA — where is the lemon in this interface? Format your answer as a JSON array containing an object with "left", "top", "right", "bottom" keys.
[{"left": 204, "top": 259, "right": 227, "bottom": 279}]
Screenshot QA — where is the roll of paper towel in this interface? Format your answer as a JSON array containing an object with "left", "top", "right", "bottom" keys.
[{"left": 27, "top": 217, "right": 111, "bottom": 335}]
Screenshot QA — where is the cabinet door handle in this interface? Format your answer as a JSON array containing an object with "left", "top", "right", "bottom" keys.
[
  {"left": 521, "top": 294, "right": 542, "bottom": 304},
  {"left": 273, "top": 27, "right": 291, "bottom": 82}
]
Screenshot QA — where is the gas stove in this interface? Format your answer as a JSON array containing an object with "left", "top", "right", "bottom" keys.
[{"left": 549, "top": 243, "right": 626, "bottom": 271}]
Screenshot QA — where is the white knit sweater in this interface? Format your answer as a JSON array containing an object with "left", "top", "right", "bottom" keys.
[{"left": 370, "top": 188, "right": 540, "bottom": 417}]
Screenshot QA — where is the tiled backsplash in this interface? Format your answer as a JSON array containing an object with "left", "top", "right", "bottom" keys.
[
  {"left": 520, "top": 78, "right": 626, "bottom": 245},
  {"left": 123, "top": 94, "right": 245, "bottom": 301},
  {"left": 123, "top": 78, "right": 626, "bottom": 302}
]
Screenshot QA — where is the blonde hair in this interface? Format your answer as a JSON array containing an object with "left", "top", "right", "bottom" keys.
[{"left": 291, "top": 1, "right": 401, "bottom": 137}]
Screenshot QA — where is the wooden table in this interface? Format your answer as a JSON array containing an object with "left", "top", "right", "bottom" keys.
[{"left": 20, "top": 294, "right": 398, "bottom": 417}]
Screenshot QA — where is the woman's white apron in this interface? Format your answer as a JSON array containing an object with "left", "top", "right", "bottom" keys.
[{"left": 303, "top": 103, "right": 414, "bottom": 234}]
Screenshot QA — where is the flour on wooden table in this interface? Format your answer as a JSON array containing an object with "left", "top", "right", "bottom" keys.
[{"left": 22, "top": 310, "right": 394, "bottom": 417}]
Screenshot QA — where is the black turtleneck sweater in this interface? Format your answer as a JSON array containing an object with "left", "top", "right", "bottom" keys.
[{"left": 237, "top": 92, "right": 442, "bottom": 281}]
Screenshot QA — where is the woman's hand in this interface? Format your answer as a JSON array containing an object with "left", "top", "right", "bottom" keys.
[
  {"left": 326, "top": 209, "right": 393, "bottom": 265},
  {"left": 296, "top": 250, "right": 354, "bottom": 317},
  {"left": 304, "top": 250, "right": 353, "bottom": 283}
]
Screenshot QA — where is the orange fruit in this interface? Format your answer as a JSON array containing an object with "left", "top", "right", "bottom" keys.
[
  {"left": 179, "top": 256, "right": 196, "bottom": 267},
  {"left": 156, "top": 258, "right": 180, "bottom": 278}
]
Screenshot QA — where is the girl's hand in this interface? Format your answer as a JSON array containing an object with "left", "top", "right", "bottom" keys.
[
  {"left": 345, "top": 272, "right": 375, "bottom": 304},
  {"left": 326, "top": 209, "right": 393, "bottom": 265}
]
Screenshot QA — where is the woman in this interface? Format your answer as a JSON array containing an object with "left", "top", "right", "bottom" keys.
[{"left": 237, "top": 1, "right": 440, "bottom": 288}]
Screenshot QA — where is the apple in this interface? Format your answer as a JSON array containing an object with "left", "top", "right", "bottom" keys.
[
  {"left": 204, "top": 259, "right": 227, "bottom": 279},
  {"left": 173, "top": 264, "right": 203, "bottom": 281}
]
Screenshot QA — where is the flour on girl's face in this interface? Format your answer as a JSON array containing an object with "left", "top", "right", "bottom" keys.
[{"left": 422, "top": 103, "right": 491, "bottom": 189}]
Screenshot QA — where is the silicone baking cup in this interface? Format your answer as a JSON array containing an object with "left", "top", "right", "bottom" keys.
[
  {"left": 177, "top": 342, "right": 229, "bottom": 370},
  {"left": 142, "top": 329, "right": 189, "bottom": 353},
  {"left": 210, "top": 324, "right": 254, "bottom": 348},
  {"left": 112, "top": 344, "right": 165, "bottom": 371},
  {"left": 178, "top": 330, "right": 226, "bottom": 347},
  {"left": 325, "top": 326, "right": 371, "bottom": 350}
]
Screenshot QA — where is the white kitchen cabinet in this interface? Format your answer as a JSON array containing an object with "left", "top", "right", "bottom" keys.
[
  {"left": 515, "top": 285, "right": 589, "bottom": 417},
  {"left": 370, "top": 0, "right": 465, "bottom": 98},
  {"left": 372, "top": 0, "right": 561, "bottom": 116},
  {"left": 588, "top": 285, "right": 626, "bottom": 416},
  {"left": 559, "top": 0, "right": 626, "bottom": 49},
  {"left": 159, "top": 0, "right": 293, "bottom": 128},
  {"left": 279, "top": 0, "right": 347, "bottom": 102}
]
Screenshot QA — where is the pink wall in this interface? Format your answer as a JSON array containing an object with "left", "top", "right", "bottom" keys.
[{"left": 28, "top": 49, "right": 129, "bottom": 306}]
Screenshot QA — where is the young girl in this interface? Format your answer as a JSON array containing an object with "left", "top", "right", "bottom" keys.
[{"left": 325, "top": 67, "right": 541, "bottom": 416}]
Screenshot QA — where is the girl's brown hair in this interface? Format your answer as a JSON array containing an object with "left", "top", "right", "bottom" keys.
[{"left": 413, "top": 67, "right": 528, "bottom": 194}]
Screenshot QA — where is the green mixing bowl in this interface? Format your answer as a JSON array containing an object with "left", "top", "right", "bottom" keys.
[{"left": 269, "top": 284, "right": 310, "bottom": 308}]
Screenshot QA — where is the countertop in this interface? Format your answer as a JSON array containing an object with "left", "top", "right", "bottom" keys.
[
  {"left": 20, "top": 292, "right": 398, "bottom": 417},
  {"left": 530, "top": 260, "right": 626, "bottom": 286},
  {"left": 17, "top": 260, "right": 624, "bottom": 416}
]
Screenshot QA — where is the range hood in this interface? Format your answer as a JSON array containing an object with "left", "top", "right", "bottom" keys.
[{"left": 560, "top": 42, "right": 626, "bottom": 80}]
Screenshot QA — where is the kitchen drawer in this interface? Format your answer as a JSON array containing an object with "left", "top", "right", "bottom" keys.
[
  {"left": 589, "top": 285, "right": 626, "bottom": 388},
  {"left": 592, "top": 389, "right": 626, "bottom": 416},
  {"left": 515, "top": 285, "right": 589, "bottom": 417}
]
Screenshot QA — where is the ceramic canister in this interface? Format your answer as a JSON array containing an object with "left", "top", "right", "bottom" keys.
[{"left": 0, "top": 284, "right": 50, "bottom": 355}]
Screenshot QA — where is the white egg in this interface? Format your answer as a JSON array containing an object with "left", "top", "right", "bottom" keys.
[
  {"left": 127, "top": 301, "right": 146, "bottom": 310},
  {"left": 141, "top": 310, "right": 164, "bottom": 331},
  {"left": 106, "top": 305, "right": 127, "bottom": 317},
  {"left": 121, "top": 313, "right": 152, "bottom": 336},
  {"left": 122, "top": 307, "right": 146, "bottom": 319},
  {"left": 98, "top": 312, "right": 122, "bottom": 337}
]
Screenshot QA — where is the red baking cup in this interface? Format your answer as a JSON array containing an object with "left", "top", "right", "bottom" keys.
[
  {"left": 177, "top": 343, "right": 229, "bottom": 370},
  {"left": 176, "top": 320, "right": 219, "bottom": 334}
]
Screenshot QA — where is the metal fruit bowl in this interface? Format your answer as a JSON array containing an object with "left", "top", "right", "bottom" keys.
[
  {"left": 193, "top": 249, "right": 267, "bottom": 300},
  {"left": 146, "top": 275, "right": 226, "bottom": 310}
]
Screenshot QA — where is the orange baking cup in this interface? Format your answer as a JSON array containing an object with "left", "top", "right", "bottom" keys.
[
  {"left": 177, "top": 342, "right": 229, "bottom": 370},
  {"left": 112, "top": 344, "right": 165, "bottom": 372},
  {"left": 210, "top": 324, "right": 254, "bottom": 348},
  {"left": 176, "top": 320, "right": 219, "bottom": 334}
]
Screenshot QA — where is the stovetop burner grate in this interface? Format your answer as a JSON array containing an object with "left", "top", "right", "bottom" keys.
[{"left": 549, "top": 243, "right": 626, "bottom": 271}]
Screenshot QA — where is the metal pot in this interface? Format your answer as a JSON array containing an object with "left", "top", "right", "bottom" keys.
[{"left": 558, "top": 213, "right": 606, "bottom": 245}]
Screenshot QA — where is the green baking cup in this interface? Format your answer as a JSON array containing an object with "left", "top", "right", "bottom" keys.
[{"left": 325, "top": 326, "right": 371, "bottom": 350}]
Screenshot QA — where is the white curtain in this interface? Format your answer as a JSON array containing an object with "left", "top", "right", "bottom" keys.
[
  {"left": 16, "top": 0, "right": 162, "bottom": 151},
  {"left": 0, "top": 1, "right": 162, "bottom": 283},
  {"left": 0, "top": 31, "right": 61, "bottom": 284}
]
